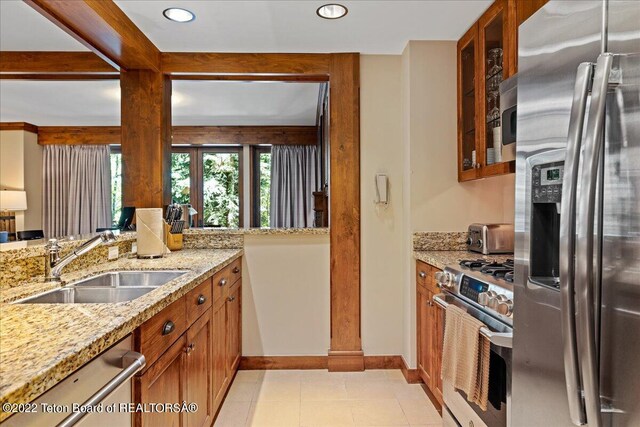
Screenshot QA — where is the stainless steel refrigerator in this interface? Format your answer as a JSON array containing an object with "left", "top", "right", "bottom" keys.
[{"left": 513, "top": 1, "right": 640, "bottom": 426}]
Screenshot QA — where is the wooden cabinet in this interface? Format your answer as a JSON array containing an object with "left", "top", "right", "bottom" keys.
[
  {"left": 416, "top": 260, "right": 444, "bottom": 406},
  {"left": 457, "top": 0, "right": 546, "bottom": 182},
  {"left": 212, "top": 300, "right": 228, "bottom": 409},
  {"left": 186, "top": 310, "right": 213, "bottom": 427},
  {"left": 226, "top": 281, "right": 242, "bottom": 374},
  {"left": 135, "top": 335, "right": 187, "bottom": 427},
  {"left": 133, "top": 257, "right": 242, "bottom": 427}
]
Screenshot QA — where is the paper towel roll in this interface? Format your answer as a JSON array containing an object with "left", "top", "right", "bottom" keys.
[{"left": 136, "top": 208, "right": 168, "bottom": 258}]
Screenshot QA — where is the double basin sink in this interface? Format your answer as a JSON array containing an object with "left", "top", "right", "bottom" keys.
[{"left": 14, "top": 270, "right": 187, "bottom": 304}]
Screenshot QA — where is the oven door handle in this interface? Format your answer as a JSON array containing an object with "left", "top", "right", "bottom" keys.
[{"left": 433, "top": 294, "right": 512, "bottom": 349}]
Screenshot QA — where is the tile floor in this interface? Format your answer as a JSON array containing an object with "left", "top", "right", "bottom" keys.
[{"left": 214, "top": 369, "right": 442, "bottom": 427}]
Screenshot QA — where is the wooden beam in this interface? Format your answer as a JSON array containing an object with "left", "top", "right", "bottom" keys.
[
  {"left": 121, "top": 70, "right": 172, "bottom": 208},
  {"left": 161, "top": 53, "right": 330, "bottom": 75},
  {"left": 38, "top": 126, "right": 120, "bottom": 145},
  {"left": 170, "top": 74, "right": 329, "bottom": 82},
  {"left": 0, "top": 73, "right": 118, "bottom": 81},
  {"left": 0, "top": 51, "right": 115, "bottom": 73},
  {"left": 24, "top": 0, "right": 160, "bottom": 71},
  {"left": 34, "top": 126, "right": 317, "bottom": 146},
  {"left": 172, "top": 126, "right": 317, "bottom": 145},
  {"left": 0, "top": 122, "right": 38, "bottom": 133},
  {"left": 328, "top": 53, "right": 362, "bottom": 371}
]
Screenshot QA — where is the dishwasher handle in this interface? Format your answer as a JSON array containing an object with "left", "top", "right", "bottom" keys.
[
  {"left": 433, "top": 294, "right": 513, "bottom": 349},
  {"left": 57, "top": 351, "right": 146, "bottom": 427}
]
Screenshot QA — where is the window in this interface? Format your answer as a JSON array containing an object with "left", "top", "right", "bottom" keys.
[
  {"left": 252, "top": 147, "right": 272, "bottom": 227},
  {"left": 171, "top": 152, "right": 192, "bottom": 205},
  {"left": 201, "top": 150, "right": 241, "bottom": 227},
  {"left": 110, "top": 149, "right": 122, "bottom": 225}
]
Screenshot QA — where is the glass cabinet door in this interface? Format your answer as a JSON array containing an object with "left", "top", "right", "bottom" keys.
[{"left": 457, "top": 24, "right": 479, "bottom": 181}]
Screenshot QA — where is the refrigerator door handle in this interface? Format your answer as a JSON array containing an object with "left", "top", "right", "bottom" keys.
[
  {"left": 560, "top": 61, "right": 593, "bottom": 427},
  {"left": 576, "top": 53, "right": 614, "bottom": 427}
]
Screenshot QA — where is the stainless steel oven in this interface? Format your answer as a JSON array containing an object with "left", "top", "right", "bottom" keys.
[
  {"left": 434, "top": 263, "right": 514, "bottom": 427},
  {"left": 499, "top": 75, "right": 517, "bottom": 162}
]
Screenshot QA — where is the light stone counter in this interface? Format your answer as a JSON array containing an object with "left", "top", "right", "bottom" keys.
[{"left": 0, "top": 249, "right": 242, "bottom": 420}]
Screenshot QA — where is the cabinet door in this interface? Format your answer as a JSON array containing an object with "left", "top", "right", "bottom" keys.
[
  {"left": 135, "top": 335, "right": 187, "bottom": 427},
  {"left": 185, "top": 310, "right": 213, "bottom": 427},
  {"left": 457, "top": 23, "right": 481, "bottom": 182},
  {"left": 478, "top": 0, "right": 516, "bottom": 178},
  {"left": 417, "top": 287, "right": 433, "bottom": 386},
  {"left": 211, "top": 301, "right": 228, "bottom": 409},
  {"left": 433, "top": 297, "right": 445, "bottom": 405},
  {"left": 226, "top": 282, "right": 241, "bottom": 374}
]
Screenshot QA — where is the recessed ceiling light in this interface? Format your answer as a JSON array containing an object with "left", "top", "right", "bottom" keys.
[
  {"left": 163, "top": 7, "right": 195, "bottom": 23},
  {"left": 316, "top": 4, "right": 348, "bottom": 20}
]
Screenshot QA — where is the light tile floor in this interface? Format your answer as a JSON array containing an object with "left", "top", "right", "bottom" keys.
[{"left": 214, "top": 369, "right": 443, "bottom": 427}]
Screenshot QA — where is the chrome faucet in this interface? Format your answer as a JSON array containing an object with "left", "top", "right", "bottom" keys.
[{"left": 44, "top": 230, "right": 116, "bottom": 283}]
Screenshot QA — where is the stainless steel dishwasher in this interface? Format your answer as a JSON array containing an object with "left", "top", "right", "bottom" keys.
[{"left": 2, "top": 335, "right": 145, "bottom": 427}]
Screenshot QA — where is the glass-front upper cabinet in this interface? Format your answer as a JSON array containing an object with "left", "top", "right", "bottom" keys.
[
  {"left": 457, "top": 23, "right": 480, "bottom": 182},
  {"left": 457, "top": 0, "right": 516, "bottom": 182}
]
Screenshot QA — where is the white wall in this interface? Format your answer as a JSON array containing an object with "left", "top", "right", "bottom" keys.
[
  {"left": 360, "top": 55, "right": 405, "bottom": 355},
  {"left": 242, "top": 234, "right": 330, "bottom": 355},
  {"left": 0, "top": 130, "right": 42, "bottom": 233}
]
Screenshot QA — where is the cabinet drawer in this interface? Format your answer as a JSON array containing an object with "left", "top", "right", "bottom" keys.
[
  {"left": 136, "top": 298, "right": 187, "bottom": 369},
  {"left": 186, "top": 278, "right": 212, "bottom": 325},
  {"left": 212, "top": 257, "right": 242, "bottom": 305}
]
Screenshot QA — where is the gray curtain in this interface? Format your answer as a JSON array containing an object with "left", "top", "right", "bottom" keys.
[
  {"left": 269, "top": 145, "right": 318, "bottom": 228},
  {"left": 43, "top": 145, "right": 112, "bottom": 238}
]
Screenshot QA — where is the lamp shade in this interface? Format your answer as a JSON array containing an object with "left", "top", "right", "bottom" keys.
[{"left": 0, "top": 190, "right": 27, "bottom": 211}]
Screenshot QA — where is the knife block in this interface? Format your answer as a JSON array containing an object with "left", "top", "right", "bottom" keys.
[{"left": 164, "top": 223, "right": 183, "bottom": 251}]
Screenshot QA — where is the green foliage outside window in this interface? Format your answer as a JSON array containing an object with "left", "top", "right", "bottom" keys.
[
  {"left": 203, "top": 152, "right": 240, "bottom": 227},
  {"left": 171, "top": 153, "right": 191, "bottom": 205},
  {"left": 110, "top": 152, "right": 122, "bottom": 224},
  {"left": 258, "top": 152, "right": 271, "bottom": 227}
]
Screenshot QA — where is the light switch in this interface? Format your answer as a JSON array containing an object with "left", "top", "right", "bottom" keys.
[{"left": 108, "top": 246, "right": 119, "bottom": 260}]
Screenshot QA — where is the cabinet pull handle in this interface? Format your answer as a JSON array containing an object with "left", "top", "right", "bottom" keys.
[
  {"left": 219, "top": 278, "right": 227, "bottom": 287},
  {"left": 197, "top": 295, "right": 207, "bottom": 305},
  {"left": 185, "top": 343, "right": 195, "bottom": 354},
  {"left": 228, "top": 296, "right": 235, "bottom": 302},
  {"left": 232, "top": 266, "right": 240, "bottom": 274},
  {"left": 162, "top": 320, "right": 175, "bottom": 336},
  {"left": 419, "top": 271, "right": 427, "bottom": 278}
]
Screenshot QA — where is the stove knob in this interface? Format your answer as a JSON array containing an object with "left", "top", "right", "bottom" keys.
[
  {"left": 435, "top": 271, "right": 455, "bottom": 290},
  {"left": 497, "top": 299, "right": 514, "bottom": 316},
  {"left": 466, "top": 237, "right": 473, "bottom": 246},
  {"left": 488, "top": 293, "right": 506, "bottom": 310},
  {"left": 479, "top": 290, "right": 497, "bottom": 307},
  {"left": 476, "top": 239, "right": 483, "bottom": 248}
]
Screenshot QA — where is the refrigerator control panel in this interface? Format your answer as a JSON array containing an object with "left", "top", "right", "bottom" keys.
[{"left": 532, "top": 162, "right": 564, "bottom": 203}]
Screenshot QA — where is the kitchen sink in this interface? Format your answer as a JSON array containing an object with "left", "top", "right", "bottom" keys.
[{"left": 14, "top": 270, "right": 187, "bottom": 304}]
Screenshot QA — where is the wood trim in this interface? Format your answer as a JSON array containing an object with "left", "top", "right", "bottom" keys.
[
  {"left": 239, "top": 356, "right": 328, "bottom": 370},
  {"left": 328, "top": 351, "right": 364, "bottom": 372},
  {"left": 399, "top": 356, "right": 423, "bottom": 385},
  {"left": 38, "top": 126, "right": 120, "bottom": 145},
  {"left": 35, "top": 126, "right": 318, "bottom": 146},
  {"left": 24, "top": 0, "right": 160, "bottom": 71},
  {"left": 170, "top": 74, "right": 329, "bottom": 82},
  {"left": 0, "top": 122, "right": 38, "bottom": 133},
  {"left": 0, "top": 51, "right": 115, "bottom": 73},
  {"left": 161, "top": 53, "right": 330, "bottom": 75},
  {"left": 363, "top": 355, "right": 403, "bottom": 370},
  {"left": 457, "top": 23, "right": 480, "bottom": 182},
  {"left": 328, "top": 53, "right": 361, "bottom": 370},
  {"left": 172, "top": 126, "right": 318, "bottom": 146},
  {"left": 0, "top": 73, "right": 118, "bottom": 80}
]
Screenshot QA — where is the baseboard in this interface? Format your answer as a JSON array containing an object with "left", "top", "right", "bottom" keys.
[
  {"left": 399, "top": 356, "right": 424, "bottom": 384},
  {"left": 328, "top": 350, "right": 365, "bottom": 372},
  {"left": 239, "top": 356, "right": 328, "bottom": 370},
  {"left": 240, "top": 354, "right": 424, "bottom": 385}
]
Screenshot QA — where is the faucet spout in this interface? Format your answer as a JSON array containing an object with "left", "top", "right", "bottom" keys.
[{"left": 45, "top": 230, "right": 116, "bottom": 283}]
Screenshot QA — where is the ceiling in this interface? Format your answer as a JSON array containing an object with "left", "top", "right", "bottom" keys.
[
  {"left": 0, "top": 80, "right": 321, "bottom": 126},
  {"left": 0, "top": 1, "right": 88, "bottom": 51},
  {"left": 0, "top": 1, "right": 491, "bottom": 54}
]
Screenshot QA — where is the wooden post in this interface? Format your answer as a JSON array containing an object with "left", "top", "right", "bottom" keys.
[
  {"left": 328, "top": 53, "right": 363, "bottom": 371},
  {"left": 120, "top": 70, "right": 172, "bottom": 208}
]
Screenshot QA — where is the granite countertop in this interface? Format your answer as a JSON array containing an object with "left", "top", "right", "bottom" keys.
[
  {"left": 414, "top": 250, "right": 513, "bottom": 270},
  {"left": 0, "top": 248, "right": 242, "bottom": 418}
]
